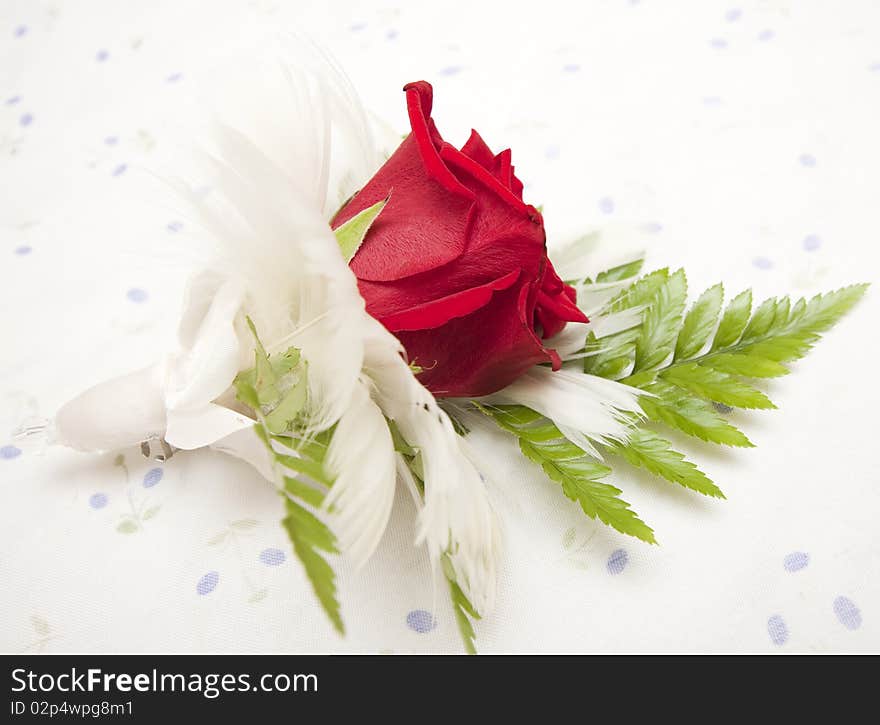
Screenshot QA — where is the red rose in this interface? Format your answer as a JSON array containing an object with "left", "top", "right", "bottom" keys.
[{"left": 331, "top": 81, "right": 587, "bottom": 397}]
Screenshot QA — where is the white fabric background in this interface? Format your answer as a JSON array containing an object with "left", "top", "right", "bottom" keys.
[{"left": 1, "top": 0, "right": 878, "bottom": 653}]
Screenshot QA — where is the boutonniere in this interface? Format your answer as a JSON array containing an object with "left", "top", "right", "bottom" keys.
[{"left": 51, "top": 50, "right": 866, "bottom": 653}]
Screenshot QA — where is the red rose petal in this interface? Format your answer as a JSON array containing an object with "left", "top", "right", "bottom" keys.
[
  {"left": 380, "top": 269, "right": 520, "bottom": 332},
  {"left": 403, "top": 82, "right": 473, "bottom": 200},
  {"left": 399, "top": 280, "right": 561, "bottom": 397},
  {"left": 460, "top": 129, "right": 497, "bottom": 171}
]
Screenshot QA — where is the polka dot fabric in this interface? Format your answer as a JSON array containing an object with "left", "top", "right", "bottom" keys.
[{"left": 1, "top": 0, "right": 877, "bottom": 653}]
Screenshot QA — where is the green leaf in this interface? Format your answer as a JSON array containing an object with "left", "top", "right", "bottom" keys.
[
  {"left": 281, "top": 497, "right": 344, "bottom": 634},
  {"left": 241, "top": 320, "right": 342, "bottom": 635},
  {"left": 711, "top": 289, "right": 752, "bottom": 351},
  {"left": 591, "top": 348, "right": 635, "bottom": 379},
  {"left": 633, "top": 268, "right": 688, "bottom": 372},
  {"left": 281, "top": 474, "right": 326, "bottom": 509},
  {"left": 660, "top": 363, "right": 776, "bottom": 409},
  {"left": 276, "top": 452, "right": 332, "bottom": 489},
  {"left": 236, "top": 318, "right": 303, "bottom": 414},
  {"left": 637, "top": 381, "right": 754, "bottom": 447},
  {"left": 333, "top": 198, "right": 388, "bottom": 263},
  {"left": 741, "top": 297, "right": 777, "bottom": 341},
  {"left": 478, "top": 404, "right": 655, "bottom": 543},
  {"left": 442, "top": 554, "right": 479, "bottom": 655},
  {"left": 583, "top": 329, "right": 639, "bottom": 377},
  {"left": 595, "top": 258, "right": 645, "bottom": 283},
  {"left": 608, "top": 429, "right": 724, "bottom": 498},
  {"left": 245, "top": 317, "right": 280, "bottom": 406},
  {"left": 263, "top": 367, "right": 308, "bottom": 433},
  {"left": 675, "top": 283, "right": 723, "bottom": 360},
  {"left": 606, "top": 268, "right": 669, "bottom": 314},
  {"left": 703, "top": 352, "right": 789, "bottom": 378}
]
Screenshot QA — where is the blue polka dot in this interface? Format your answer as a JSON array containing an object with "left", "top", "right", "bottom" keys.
[
  {"left": 767, "top": 615, "right": 788, "bottom": 645},
  {"left": 6, "top": 96, "right": 21, "bottom": 105},
  {"left": 197, "top": 571, "right": 219, "bottom": 595},
  {"left": 598, "top": 197, "right": 615, "bottom": 215},
  {"left": 89, "top": 493, "right": 108, "bottom": 509},
  {"left": 439, "top": 65, "right": 463, "bottom": 76},
  {"left": 104, "top": 136, "right": 118, "bottom": 146},
  {"left": 96, "top": 49, "right": 109, "bottom": 62},
  {"left": 562, "top": 63, "right": 581, "bottom": 73},
  {"left": 385, "top": 29, "right": 398, "bottom": 41},
  {"left": 607, "top": 548, "right": 628, "bottom": 575},
  {"left": 644, "top": 222, "right": 664, "bottom": 234},
  {"left": 833, "top": 596, "right": 862, "bottom": 630},
  {"left": 870, "top": 62, "right": 880, "bottom": 73},
  {"left": 752, "top": 256, "right": 773, "bottom": 270},
  {"left": 710, "top": 38, "right": 728, "bottom": 49},
  {"left": 126, "top": 287, "right": 148, "bottom": 303},
  {"left": 19, "top": 113, "right": 33, "bottom": 127},
  {"left": 349, "top": 22, "right": 367, "bottom": 32},
  {"left": 725, "top": 8, "right": 742, "bottom": 22},
  {"left": 406, "top": 609, "right": 436, "bottom": 633},
  {"left": 783, "top": 551, "right": 809, "bottom": 572},
  {"left": 142, "top": 467, "right": 163, "bottom": 488},
  {"left": 758, "top": 29, "right": 775, "bottom": 42},
  {"left": 166, "top": 72, "right": 183, "bottom": 83},
  {"left": 799, "top": 153, "right": 817, "bottom": 168},
  {"left": 14, "top": 245, "right": 32, "bottom": 255},
  {"left": 1, "top": 445, "right": 22, "bottom": 460},
  {"left": 112, "top": 163, "right": 127, "bottom": 177},
  {"left": 259, "top": 548, "right": 286, "bottom": 566},
  {"left": 544, "top": 144, "right": 560, "bottom": 160},
  {"left": 802, "top": 234, "right": 821, "bottom": 251},
  {"left": 13, "top": 25, "right": 27, "bottom": 38},
  {"left": 166, "top": 221, "right": 183, "bottom": 232}
]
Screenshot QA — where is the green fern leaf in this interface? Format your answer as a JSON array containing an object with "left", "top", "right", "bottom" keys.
[
  {"left": 478, "top": 404, "right": 655, "bottom": 544},
  {"left": 701, "top": 352, "right": 788, "bottom": 378},
  {"left": 236, "top": 322, "right": 344, "bottom": 636},
  {"left": 595, "top": 258, "right": 645, "bottom": 283},
  {"left": 711, "top": 289, "right": 752, "bottom": 351},
  {"left": 441, "top": 554, "right": 479, "bottom": 655},
  {"left": 660, "top": 363, "right": 775, "bottom": 409},
  {"left": 638, "top": 380, "right": 754, "bottom": 447},
  {"left": 281, "top": 498, "right": 344, "bottom": 634},
  {"left": 633, "top": 268, "right": 688, "bottom": 372},
  {"left": 608, "top": 429, "right": 724, "bottom": 498},
  {"left": 606, "top": 267, "right": 669, "bottom": 314},
  {"left": 675, "top": 283, "right": 723, "bottom": 360}
]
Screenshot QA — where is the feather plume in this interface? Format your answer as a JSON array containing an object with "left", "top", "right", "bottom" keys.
[
  {"left": 479, "top": 367, "right": 643, "bottom": 458},
  {"left": 361, "top": 323, "right": 500, "bottom": 614},
  {"left": 323, "top": 382, "right": 398, "bottom": 567}
]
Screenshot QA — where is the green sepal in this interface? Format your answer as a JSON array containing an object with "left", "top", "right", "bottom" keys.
[{"left": 333, "top": 197, "right": 388, "bottom": 263}]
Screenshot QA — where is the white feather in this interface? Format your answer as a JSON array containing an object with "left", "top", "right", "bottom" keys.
[
  {"left": 361, "top": 323, "right": 500, "bottom": 614},
  {"left": 479, "top": 367, "right": 643, "bottom": 457},
  {"left": 178, "top": 123, "right": 368, "bottom": 433},
  {"left": 323, "top": 383, "right": 398, "bottom": 567}
]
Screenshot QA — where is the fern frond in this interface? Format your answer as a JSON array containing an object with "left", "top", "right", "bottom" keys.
[
  {"left": 236, "top": 319, "right": 344, "bottom": 634},
  {"left": 607, "top": 429, "right": 724, "bottom": 498},
  {"left": 476, "top": 404, "right": 655, "bottom": 544}
]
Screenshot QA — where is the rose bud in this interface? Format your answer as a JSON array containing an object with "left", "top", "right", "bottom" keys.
[{"left": 332, "top": 81, "right": 587, "bottom": 397}]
